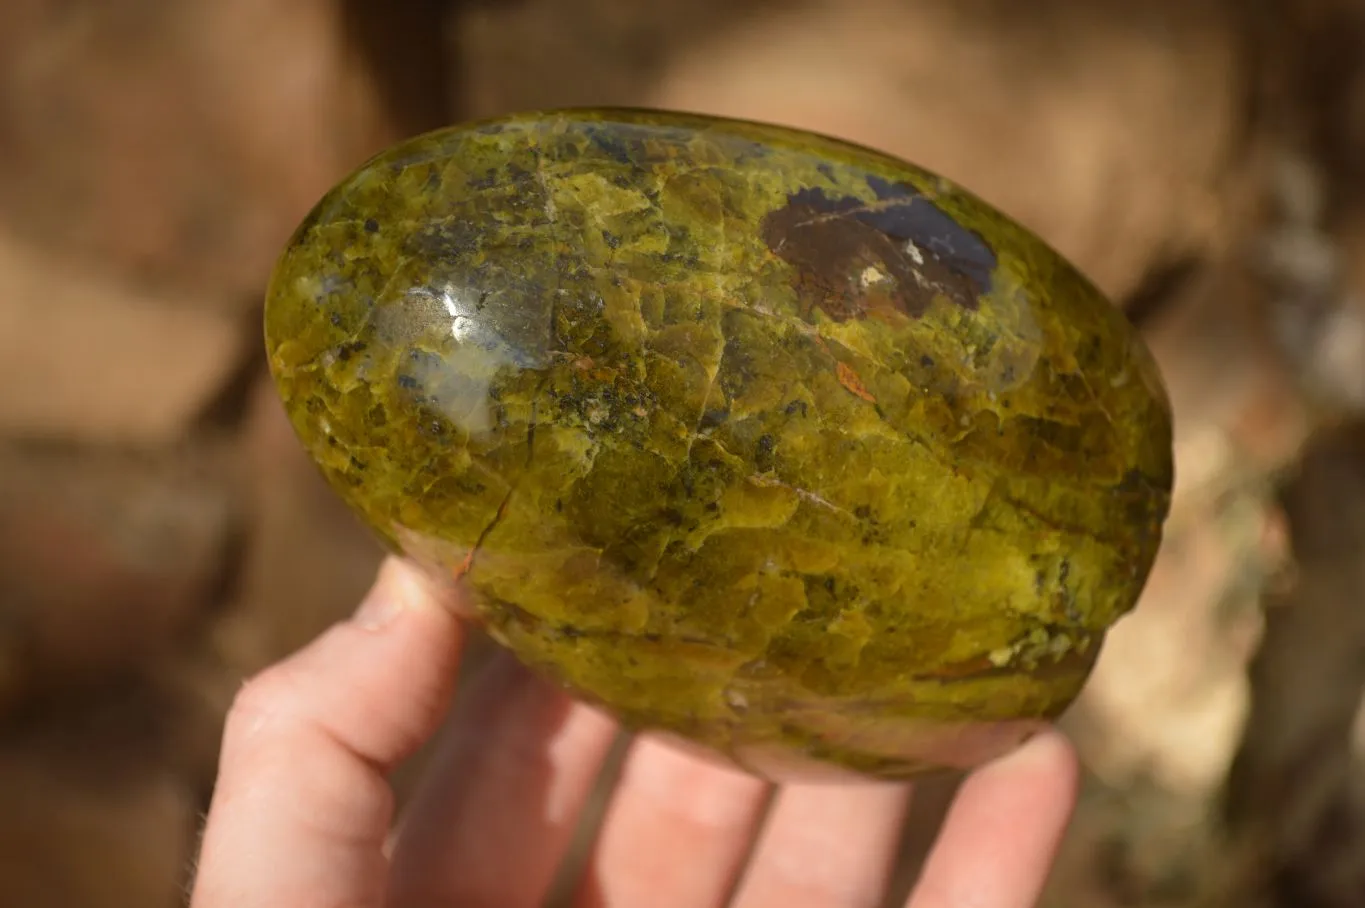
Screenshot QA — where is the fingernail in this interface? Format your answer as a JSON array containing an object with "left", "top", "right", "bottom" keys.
[
  {"left": 353, "top": 559, "right": 410, "bottom": 630},
  {"left": 995, "top": 726, "right": 1077, "bottom": 778},
  {"left": 354, "top": 588, "right": 403, "bottom": 630},
  {"left": 354, "top": 556, "right": 467, "bottom": 630}
]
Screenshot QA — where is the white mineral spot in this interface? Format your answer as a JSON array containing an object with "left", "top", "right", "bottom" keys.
[{"left": 859, "top": 265, "right": 887, "bottom": 287}]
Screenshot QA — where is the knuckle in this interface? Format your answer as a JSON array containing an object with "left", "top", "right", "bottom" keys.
[{"left": 222, "top": 664, "right": 302, "bottom": 747}]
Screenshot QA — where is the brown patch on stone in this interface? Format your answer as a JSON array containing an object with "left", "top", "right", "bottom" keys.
[
  {"left": 835, "top": 361, "right": 877, "bottom": 403},
  {"left": 760, "top": 182, "right": 996, "bottom": 323}
]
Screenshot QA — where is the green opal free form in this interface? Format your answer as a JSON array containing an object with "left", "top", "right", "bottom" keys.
[{"left": 264, "top": 109, "right": 1174, "bottom": 780}]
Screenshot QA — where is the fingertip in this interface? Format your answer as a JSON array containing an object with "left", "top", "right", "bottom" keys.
[
  {"left": 989, "top": 727, "right": 1080, "bottom": 794},
  {"left": 387, "top": 654, "right": 620, "bottom": 908},
  {"left": 575, "top": 736, "right": 771, "bottom": 908},
  {"left": 354, "top": 556, "right": 464, "bottom": 629},
  {"left": 908, "top": 726, "right": 1079, "bottom": 908},
  {"left": 731, "top": 778, "right": 912, "bottom": 908}
]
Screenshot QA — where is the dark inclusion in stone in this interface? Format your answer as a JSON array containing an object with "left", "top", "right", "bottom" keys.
[
  {"left": 264, "top": 108, "right": 1175, "bottom": 781},
  {"left": 761, "top": 177, "right": 997, "bottom": 323}
]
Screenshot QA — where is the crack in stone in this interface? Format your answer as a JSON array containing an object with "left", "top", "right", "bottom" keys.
[
  {"left": 746, "top": 474, "right": 856, "bottom": 519},
  {"left": 462, "top": 397, "right": 540, "bottom": 578},
  {"left": 1074, "top": 368, "right": 1116, "bottom": 432},
  {"left": 1000, "top": 489, "right": 1123, "bottom": 546},
  {"left": 682, "top": 351, "right": 724, "bottom": 463}
]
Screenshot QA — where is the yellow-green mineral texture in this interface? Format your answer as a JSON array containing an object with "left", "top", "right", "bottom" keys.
[{"left": 264, "top": 109, "right": 1173, "bottom": 780}]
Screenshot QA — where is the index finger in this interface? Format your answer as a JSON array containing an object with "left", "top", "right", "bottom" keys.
[{"left": 190, "top": 557, "right": 466, "bottom": 908}]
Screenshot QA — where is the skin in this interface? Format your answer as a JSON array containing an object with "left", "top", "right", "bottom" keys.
[{"left": 190, "top": 556, "right": 1080, "bottom": 908}]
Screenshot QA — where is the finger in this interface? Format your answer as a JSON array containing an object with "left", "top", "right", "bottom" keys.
[
  {"left": 573, "top": 736, "right": 772, "bottom": 908},
  {"left": 907, "top": 728, "right": 1079, "bottom": 908},
  {"left": 191, "top": 557, "right": 465, "bottom": 908},
  {"left": 386, "top": 652, "right": 619, "bottom": 908},
  {"left": 730, "top": 780, "right": 913, "bottom": 908}
]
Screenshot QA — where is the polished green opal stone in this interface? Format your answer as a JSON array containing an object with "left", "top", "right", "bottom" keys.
[{"left": 265, "top": 109, "right": 1173, "bottom": 780}]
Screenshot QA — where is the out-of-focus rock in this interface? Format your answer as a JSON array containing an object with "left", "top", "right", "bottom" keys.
[
  {"left": 1221, "top": 423, "right": 1365, "bottom": 908},
  {"left": 458, "top": 0, "right": 1250, "bottom": 304},
  {"left": 0, "top": 729, "right": 196, "bottom": 908},
  {"left": 1289, "top": 195, "right": 1365, "bottom": 417},
  {"left": 0, "top": 0, "right": 394, "bottom": 301},
  {"left": 0, "top": 440, "right": 240, "bottom": 713},
  {"left": 0, "top": 231, "right": 248, "bottom": 444},
  {"left": 1244, "top": 149, "right": 1365, "bottom": 419},
  {"left": 1252, "top": 0, "right": 1365, "bottom": 206},
  {"left": 338, "top": 0, "right": 458, "bottom": 138},
  {"left": 1043, "top": 776, "right": 1235, "bottom": 908},
  {"left": 455, "top": 0, "right": 746, "bottom": 114},
  {"left": 1146, "top": 264, "right": 1312, "bottom": 516}
]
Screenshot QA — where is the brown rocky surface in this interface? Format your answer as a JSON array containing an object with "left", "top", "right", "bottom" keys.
[
  {"left": 0, "top": 699, "right": 198, "bottom": 908},
  {"left": 0, "top": 0, "right": 396, "bottom": 302},
  {"left": 0, "top": 439, "right": 240, "bottom": 716},
  {"left": 0, "top": 231, "right": 250, "bottom": 444},
  {"left": 1219, "top": 423, "right": 1365, "bottom": 908}
]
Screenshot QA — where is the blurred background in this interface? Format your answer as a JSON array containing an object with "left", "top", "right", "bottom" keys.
[{"left": 2, "top": 0, "right": 1365, "bottom": 904}]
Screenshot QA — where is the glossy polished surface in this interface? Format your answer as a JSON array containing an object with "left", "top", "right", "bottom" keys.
[{"left": 265, "top": 109, "right": 1173, "bottom": 780}]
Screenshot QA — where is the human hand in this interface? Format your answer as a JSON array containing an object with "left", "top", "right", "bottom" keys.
[{"left": 190, "top": 556, "right": 1079, "bottom": 908}]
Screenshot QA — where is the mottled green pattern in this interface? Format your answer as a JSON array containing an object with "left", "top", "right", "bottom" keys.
[{"left": 265, "top": 109, "right": 1173, "bottom": 780}]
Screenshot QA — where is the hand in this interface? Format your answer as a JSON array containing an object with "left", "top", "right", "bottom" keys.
[{"left": 190, "top": 557, "right": 1079, "bottom": 908}]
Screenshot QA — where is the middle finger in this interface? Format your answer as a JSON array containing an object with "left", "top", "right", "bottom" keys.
[
  {"left": 572, "top": 736, "right": 773, "bottom": 908},
  {"left": 387, "top": 652, "right": 619, "bottom": 908},
  {"left": 729, "top": 779, "right": 913, "bottom": 908}
]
